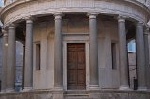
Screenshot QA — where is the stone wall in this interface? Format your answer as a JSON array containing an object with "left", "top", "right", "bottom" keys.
[
  {"left": 128, "top": 52, "right": 137, "bottom": 89},
  {"left": 15, "top": 41, "right": 23, "bottom": 91}
]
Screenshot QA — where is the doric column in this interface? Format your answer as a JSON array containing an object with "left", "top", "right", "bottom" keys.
[
  {"left": 24, "top": 17, "right": 33, "bottom": 91},
  {"left": 54, "top": 13, "right": 63, "bottom": 89},
  {"left": 1, "top": 28, "right": 8, "bottom": 92},
  {"left": 118, "top": 16, "right": 129, "bottom": 90},
  {"left": 22, "top": 45, "right": 25, "bottom": 90},
  {"left": 144, "top": 26, "right": 149, "bottom": 89},
  {"left": 6, "top": 24, "right": 16, "bottom": 92},
  {"left": 136, "top": 22, "right": 147, "bottom": 90},
  {"left": 88, "top": 13, "right": 99, "bottom": 89}
]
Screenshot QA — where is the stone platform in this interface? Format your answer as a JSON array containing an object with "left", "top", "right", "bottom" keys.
[{"left": 0, "top": 90, "right": 150, "bottom": 99}]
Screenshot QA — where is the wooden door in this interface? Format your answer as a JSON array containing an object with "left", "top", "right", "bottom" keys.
[{"left": 67, "top": 43, "right": 86, "bottom": 90}]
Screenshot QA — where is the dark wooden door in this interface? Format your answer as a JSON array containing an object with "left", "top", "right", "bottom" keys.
[{"left": 67, "top": 43, "right": 86, "bottom": 90}]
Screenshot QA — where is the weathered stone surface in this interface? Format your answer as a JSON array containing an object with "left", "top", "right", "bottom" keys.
[
  {"left": 0, "top": 90, "right": 150, "bottom": 99},
  {"left": 0, "top": 91, "right": 53, "bottom": 99}
]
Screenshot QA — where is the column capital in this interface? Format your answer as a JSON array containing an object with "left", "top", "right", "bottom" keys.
[
  {"left": 54, "top": 12, "right": 63, "bottom": 20},
  {"left": 144, "top": 26, "right": 149, "bottom": 35},
  {"left": 118, "top": 15, "right": 127, "bottom": 22},
  {"left": 8, "top": 24, "right": 15, "bottom": 29},
  {"left": 2, "top": 29, "right": 8, "bottom": 37},
  {"left": 24, "top": 16, "right": 33, "bottom": 24},
  {"left": 137, "top": 21, "right": 144, "bottom": 26},
  {"left": 88, "top": 12, "right": 98, "bottom": 19}
]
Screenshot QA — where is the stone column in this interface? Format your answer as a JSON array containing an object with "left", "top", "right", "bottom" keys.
[
  {"left": 118, "top": 16, "right": 129, "bottom": 90},
  {"left": 54, "top": 13, "right": 63, "bottom": 90},
  {"left": 1, "top": 28, "right": 8, "bottom": 92},
  {"left": 144, "top": 27, "right": 149, "bottom": 89},
  {"left": 22, "top": 45, "right": 25, "bottom": 90},
  {"left": 89, "top": 13, "right": 99, "bottom": 89},
  {"left": 23, "top": 18, "right": 33, "bottom": 91},
  {"left": 6, "top": 24, "right": 16, "bottom": 92},
  {"left": 136, "top": 22, "right": 147, "bottom": 90}
]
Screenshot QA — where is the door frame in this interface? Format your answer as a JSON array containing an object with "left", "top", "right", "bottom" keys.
[{"left": 63, "top": 41, "right": 89, "bottom": 91}]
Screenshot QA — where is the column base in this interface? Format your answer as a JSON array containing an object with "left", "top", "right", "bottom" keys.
[
  {"left": 22, "top": 87, "right": 33, "bottom": 92},
  {"left": 119, "top": 85, "right": 130, "bottom": 90},
  {"left": 53, "top": 87, "right": 63, "bottom": 91},
  {"left": 5, "top": 88, "right": 15, "bottom": 93},
  {"left": 88, "top": 85, "right": 99, "bottom": 90},
  {"left": 138, "top": 87, "right": 147, "bottom": 91},
  {"left": 53, "top": 87, "right": 64, "bottom": 99},
  {"left": 0, "top": 90, "right": 6, "bottom": 93},
  {"left": 88, "top": 85, "right": 99, "bottom": 99}
]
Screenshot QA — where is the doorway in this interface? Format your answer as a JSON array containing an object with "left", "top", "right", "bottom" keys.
[{"left": 67, "top": 43, "right": 86, "bottom": 90}]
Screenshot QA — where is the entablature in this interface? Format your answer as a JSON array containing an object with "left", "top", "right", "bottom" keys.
[{"left": 0, "top": 0, "right": 150, "bottom": 27}]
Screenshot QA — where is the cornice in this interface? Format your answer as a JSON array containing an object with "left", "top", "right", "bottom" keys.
[{"left": 1, "top": 0, "right": 150, "bottom": 16}]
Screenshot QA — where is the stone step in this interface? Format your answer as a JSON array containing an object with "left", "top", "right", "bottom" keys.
[
  {"left": 65, "top": 90, "right": 88, "bottom": 94},
  {"left": 64, "top": 90, "right": 90, "bottom": 99},
  {"left": 65, "top": 97, "right": 92, "bottom": 99},
  {"left": 65, "top": 96, "right": 92, "bottom": 99}
]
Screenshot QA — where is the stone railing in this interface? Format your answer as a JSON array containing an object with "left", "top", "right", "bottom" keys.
[
  {"left": 135, "top": 0, "right": 150, "bottom": 5},
  {"left": 4, "top": 0, "right": 18, "bottom": 6},
  {"left": 129, "top": 0, "right": 150, "bottom": 8},
  {"left": 135, "top": 0, "right": 146, "bottom": 4}
]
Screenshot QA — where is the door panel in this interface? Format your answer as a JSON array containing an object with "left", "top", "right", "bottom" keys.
[{"left": 67, "top": 43, "right": 86, "bottom": 90}]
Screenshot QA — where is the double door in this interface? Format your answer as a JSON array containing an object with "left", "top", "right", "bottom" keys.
[{"left": 67, "top": 43, "right": 86, "bottom": 90}]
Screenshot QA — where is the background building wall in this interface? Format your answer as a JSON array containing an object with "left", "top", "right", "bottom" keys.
[
  {"left": 15, "top": 41, "right": 23, "bottom": 91},
  {"left": 0, "top": 39, "right": 23, "bottom": 91}
]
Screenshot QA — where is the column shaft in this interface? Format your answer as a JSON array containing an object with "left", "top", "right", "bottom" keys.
[
  {"left": 54, "top": 13, "right": 63, "bottom": 89},
  {"left": 24, "top": 19, "right": 33, "bottom": 90},
  {"left": 22, "top": 45, "right": 25, "bottom": 90},
  {"left": 144, "top": 27, "right": 149, "bottom": 89},
  {"left": 1, "top": 29, "right": 8, "bottom": 92},
  {"left": 118, "top": 16, "right": 129, "bottom": 90},
  {"left": 7, "top": 24, "right": 16, "bottom": 92},
  {"left": 89, "top": 13, "right": 99, "bottom": 88},
  {"left": 136, "top": 22, "right": 147, "bottom": 90}
]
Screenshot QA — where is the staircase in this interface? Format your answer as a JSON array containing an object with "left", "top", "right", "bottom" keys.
[{"left": 64, "top": 90, "right": 92, "bottom": 99}]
